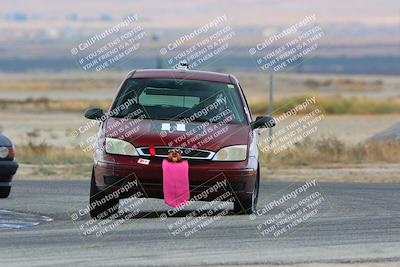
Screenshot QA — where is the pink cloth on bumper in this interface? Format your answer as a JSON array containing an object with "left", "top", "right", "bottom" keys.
[{"left": 162, "top": 159, "right": 189, "bottom": 208}]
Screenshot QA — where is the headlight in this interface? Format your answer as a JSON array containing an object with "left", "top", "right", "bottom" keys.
[
  {"left": 105, "top": 138, "right": 138, "bottom": 156},
  {"left": 0, "top": 147, "right": 9, "bottom": 159},
  {"left": 212, "top": 145, "right": 247, "bottom": 161}
]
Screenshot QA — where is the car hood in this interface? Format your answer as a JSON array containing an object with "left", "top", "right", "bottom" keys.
[
  {"left": 0, "top": 134, "right": 12, "bottom": 147},
  {"left": 105, "top": 118, "right": 250, "bottom": 152}
]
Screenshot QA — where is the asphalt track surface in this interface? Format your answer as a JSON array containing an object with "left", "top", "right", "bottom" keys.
[{"left": 1, "top": 180, "right": 400, "bottom": 267}]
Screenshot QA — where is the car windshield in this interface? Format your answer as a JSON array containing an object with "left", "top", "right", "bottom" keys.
[{"left": 111, "top": 78, "right": 246, "bottom": 124}]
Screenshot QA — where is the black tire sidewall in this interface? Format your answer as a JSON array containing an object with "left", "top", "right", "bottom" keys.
[
  {"left": 234, "top": 167, "right": 260, "bottom": 214},
  {"left": 89, "top": 168, "right": 119, "bottom": 219},
  {"left": 0, "top": 186, "right": 11, "bottom": 198}
]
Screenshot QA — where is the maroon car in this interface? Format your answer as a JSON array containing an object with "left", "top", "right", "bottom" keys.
[{"left": 85, "top": 69, "right": 274, "bottom": 218}]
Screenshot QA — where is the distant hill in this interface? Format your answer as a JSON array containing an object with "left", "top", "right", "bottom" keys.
[{"left": 368, "top": 123, "right": 400, "bottom": 142}]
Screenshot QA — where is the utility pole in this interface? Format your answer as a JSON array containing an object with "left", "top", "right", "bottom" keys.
[{"left": 268, "top": 72, "right": 273, "bottom": 145}]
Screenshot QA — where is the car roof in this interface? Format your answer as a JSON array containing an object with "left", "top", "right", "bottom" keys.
[{"left": 129, "top": 69, "right": 235, "bottom": 84}]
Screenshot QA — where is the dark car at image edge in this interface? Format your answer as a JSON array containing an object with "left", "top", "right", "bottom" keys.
[{"left": 0, "top": 133, "right": 19, "bottom": 198}]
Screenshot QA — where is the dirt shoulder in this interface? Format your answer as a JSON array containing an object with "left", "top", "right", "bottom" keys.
[{"left": 262, "top": 163, "right": 400, "bottom": 183}]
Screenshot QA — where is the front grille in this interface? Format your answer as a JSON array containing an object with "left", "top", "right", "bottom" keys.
[{"left": 137, "top": 146, "right": 215, "bottom": 160}]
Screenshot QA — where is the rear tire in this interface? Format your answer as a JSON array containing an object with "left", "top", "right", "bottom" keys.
[
  {"left": 234, "top": 166, "right": 260, "bottom": 215},
  {"left": 0, "top": 186, "right": 11, "bottom": 198},
  {"left": 89, "top": 168, "right": 119, "bottom": 219}
]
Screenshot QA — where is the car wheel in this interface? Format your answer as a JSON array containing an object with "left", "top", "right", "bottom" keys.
[
  {"left": 89, "top": 168, "right": 119, "bottom": 219},
  {"left": 0, "top": 186, "right": 11, "bottom": 198},
  {"left": 234, "top": 166, "right": 260, "bottom": 215}
]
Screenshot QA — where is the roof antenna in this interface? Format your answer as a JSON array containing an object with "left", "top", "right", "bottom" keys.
[{"left": 177, "top": 60, "right": 189, "bottom": 70}]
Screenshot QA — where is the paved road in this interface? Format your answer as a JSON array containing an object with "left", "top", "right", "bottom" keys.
[{"left": 1, "top": 180, "right": 400, "bottom": 267}]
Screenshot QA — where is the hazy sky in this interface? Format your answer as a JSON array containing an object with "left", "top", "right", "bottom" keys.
[{"left": 1, "top": 0, "right": 399, "bottom": 28}]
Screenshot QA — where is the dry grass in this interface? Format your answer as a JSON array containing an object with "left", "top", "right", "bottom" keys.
[
  {"left": 0, "top": 79, "right": 118, "bottom": 91},
  {"left": 303, "top": 78, "right": 383, "bottom": 92},
  {"left": 16, "top": 142, "right": 92, "bottom": 164},
  {"left": 261, "top": 137, "right": 400, "bottom": 168},
  {"left": 15, "top": 163, "right": 93, "bottom": 180},
  {"left": 0, "top": 98, "right": 111, "bottom": 112},
  {"left": 250, "top": 96, "right": 400, "bottom": 115},
  {"left": 335, "top": 78, "right": 383, "bottom": 92}
]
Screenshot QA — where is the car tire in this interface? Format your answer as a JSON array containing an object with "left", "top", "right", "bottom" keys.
[
  {"left": 234, "top": 166, "right": 260, "bottom": 215},
  {"left": 89, "top": 168, "right": 119, "bottom": 219},
  {"left": 0, "top": 186, "right": 11, "bottom": 198}
]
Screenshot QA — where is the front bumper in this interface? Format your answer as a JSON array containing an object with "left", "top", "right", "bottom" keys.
[
  {"left": 94, "top": 155, "right": 258, "bottom": 200},
  {"left": 0, "top": 160, "right": 19, "bottom": 185}
]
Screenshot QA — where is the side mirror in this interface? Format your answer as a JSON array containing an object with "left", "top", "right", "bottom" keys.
[
  {"left": 84, "top": 108, "right": 104, "bottom": 120},
  {"left": 251, "top": 116, "right": 276, "bottom": 129}
]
